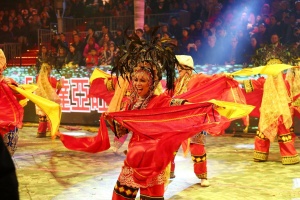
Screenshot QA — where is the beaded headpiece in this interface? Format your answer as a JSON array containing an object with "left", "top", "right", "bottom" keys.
[{"left": 111, "top": 26, "right": 178, "bottom": 91}]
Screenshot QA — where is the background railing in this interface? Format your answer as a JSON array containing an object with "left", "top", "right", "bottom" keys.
[
  {"left": 1, "top": 43, "right": 22, "bottom": 66},
  {"left": 62, "top": 12, "right": 180, "bottom": 32}
]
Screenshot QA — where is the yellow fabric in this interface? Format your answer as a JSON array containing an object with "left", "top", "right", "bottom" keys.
[
  {"left": 286, "top": 67, "right": 300, "bottom": 102},
  {"left": 108, "top": 76, "right": 129, "bottom": 112},
  {"left": 183, "top": 138, "right": 190, "bottom": 157},
  {"left": 89, "top": 68, "right": 111, "bottom": 84},
  {"left": 208, "top": 99, "right": 255, "bottom": 120},
  {"left": 18, "top": 84, "right": 38, "bottom": 107},
  {"left": 164, "top": 164, "right": 171, "bottom": 190},
  {"left": 154, "top": 81, "right": 164, "bottom": 95},
  {"left": 9, "top": 84, "right": 61, "bottom": 139},
  {"left": 35, "top": 64, "right": 60, "bottom": 104},
  {"left": 230, "top": 64, "right": 294, "bottom": 76},
  {"left": 259, "top": 75, "right": 292, "bottom": 142}
]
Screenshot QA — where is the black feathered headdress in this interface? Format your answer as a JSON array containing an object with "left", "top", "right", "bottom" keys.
[{"left": 111, "top": 26, "right": 178, "bottom": 91}]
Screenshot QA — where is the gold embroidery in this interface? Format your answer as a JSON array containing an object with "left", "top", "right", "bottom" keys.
[
  {"left": 243, "top": 80, "right": 254, "bottom": 93},
  {"left": 282, "top": 155, "right": 300, "bottom": 165},
  {"left": 105, "top": 79, "right": 115, "bottom": 91},
  {"left": 253, "top": 151, "right": 268, "bottom": 161}
]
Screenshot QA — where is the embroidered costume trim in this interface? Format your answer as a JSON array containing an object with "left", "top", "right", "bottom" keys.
[
  {"left": 119, "top": 166, "right": 166, "bottom": 188},
  {"left": 243, "top": 80, "right": 254, "bottom": 93}
]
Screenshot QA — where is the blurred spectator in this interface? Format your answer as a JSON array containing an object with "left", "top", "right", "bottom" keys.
[
  {"left": 94, "top": 4, "right": 110, "bottom": 17},
  {"left": 84, "top": 0, "right": 99, "bottom": 17},
  {"left": 69, "top": 0, "right": 85, "bottom": 18},
  {"left": 0, "top": 24, "right": 14, "bottom": 44},
  {"left": 292, "top": 1, "right": 300, "bottom": 20},
  {"left": 85, "top": 48, "right": 99, "bottom": 68},
  {"left": 72, "top": 29, "right": 80, "bottom": 37},
  {"left": 65, "top": 43, "right": 82, "bottom": 68},
  {"left": 159, "top": 23, "right": 169, "bottom": 36},
  {"left": 98, "top": 25, "right": 113, "bottom": 42},
  {"left": 98, "top": 33, "right": 111, "bottom": 48},
  {"left": 189, "top": 1, "right": 202, "bottom": 24},
  {"left": 55, "top": 47, "right": 67, "bottom": 70},
  {"left": 188, "top": 23, "right": 198, "bottom": 41},
  {"left": 83, "top": 37, "right": 100, "bottom": 59},
  {"left": 113, "top": 28, "right": 125, "bottom": 47},
  {"left": 269, "top": 14, "right": 283, "bottom": 37},
  {"left": 143, "top": 23, "right": 151, "bottom": 41},
  {"left": 36, "top": 45, "right": 52, "bottom": 73},
  {"left": 189, "top": 37, "right": 204, "bottom": 65},
  {"left": 72, "top": 33, "right": 85, "bottom": 64},
  {"left": 40, "top": 11, "right": 50, "bottom": 29},
  {"left": 57, "top": 32, "right": 69, "bottom": 53},
  {"left": 203, "top": 35, "right": 222, "bottom": 65},
  {"left": 28, "top": 14, "right": 41, "bottom": 47},
  {"left": 99, "top": 42, "right": 111, "bottom": 66},
  {"left": 84, "top": 27, "right": 98, "bottom": 45},
  {"left": 224, "top": 36, "right": 244, "bottom": 65},
  {"left": 274, "top": 1, "right": 291, "bottom": 21},
  {"left": 161, "top": 32, "right": 172, "bottom": 40},
  {"left": 21, "top": 9, "right": 30, "bottom": 26},
  {"left": 178, "top": 27, "right": 194, "bottom": 55},
  {"left": 135, "top": 28, "right": 144, "bottom": 40},
  {"left": 252, "top": 22, "right": 270, "bottom": 46},
  {"left": 244, "top": 36, "right": 260, "bottom": 64},
  {"left": 169, "top": 16, "right": 183, "bottom": 40},
  {"left": 270, "top": 33, "right": 282, "bottom": 47},
  {"left": 50, "top": 33, "right": 60, "bottom": 53},
  {"left": 151, "top": 0, "right": 169, "bottom": 14},
  {"left": 261, "top": 3, "right": 272, "bottom": 18},
  {"left": 12, "top": 18, "right": 28, "bottom": 51},
  {"left": 194, "top": 20, "right": 203, "bottom": 38}
]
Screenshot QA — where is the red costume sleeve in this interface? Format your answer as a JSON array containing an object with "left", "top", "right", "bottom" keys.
[
  {"left": 0, "top": 81, "right": 24, "bottom": 135},
  {"left": 88, "top": 77, "right": 117, "bottom": 104},
  {"left": 242, "top": 77, "right": 265, "bottom": 117}
]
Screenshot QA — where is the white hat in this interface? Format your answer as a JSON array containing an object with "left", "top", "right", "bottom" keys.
[
  {"left": 175, "top": 55, "right": 194, "bottom": 69},
  {"left": 0, "top": 49, "right": 6, "bottom": 70}
]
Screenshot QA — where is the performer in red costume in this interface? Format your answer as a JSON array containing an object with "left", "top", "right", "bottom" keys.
[
  {"left": 35, "top": 63, "right": 61, "bottom": 138},
  {"left": 0, "top": 49, "right": 26, "bottom": 155},
  {"left": 104, "top": 30, "right": 224, "bottom": 200},
  {"left": 60, "top": 29, "right": 253, "bottom": 199},
  {"left": 168, "top": 55, "right": 214, "bottom": 187},
  {"left": 234, "top": 54, "right": 300, "bottom": 165},
  {"left": 168, "top": 55, "right": 249, "bottom": 186}
]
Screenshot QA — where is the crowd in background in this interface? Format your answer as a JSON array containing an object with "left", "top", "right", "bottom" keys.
[{"left": 1, "top": 0, "right": 300, "bottom": 68}]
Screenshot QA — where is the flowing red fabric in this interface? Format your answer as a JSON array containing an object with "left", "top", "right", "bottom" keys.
[
  {"left": 176, "top": 76, "right": 242, "bottom": 103},
  {"left": 108, "top": 102, "right": 220, "bottom": 185},
  {"left": 176, "top": 76, "right": 248, "bottom": 135},
  {"left": 60, "top": 116, "right": 110, "bottom": 153},
  {"left": 88, "top": 78, "right": 114, "bottom": 104},
  {"left": 0, "top": 81, "right": 24, "bottom": 135},
  {"left": 242, "top": 88, "right": 263, "bottom": 118}
]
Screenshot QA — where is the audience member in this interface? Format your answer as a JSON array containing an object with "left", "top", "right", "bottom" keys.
[
  {"left": 55, "top": 47, "right": 67, "bottom": 70},
  {"left": 36, "top": 45, "right": 52, "bottom": 73},
  {"left": 85, "top": 48, "right": 99, "bottom": 68},
  {"left": 83, "top": 37, "right": 100, "bottom": 59},
  {"left": 244, "top": 36, "right": 260, "bottom": 64},
  {"left": 12, "top": 18, "right": 28, "bottom": 51},
  {"left": 169, "top": 16, "right": 183, "bottom": 40},
  {"left": 113, "top": 28, "right": 125, "bottom": 47},
  {"left": 0, "top": 24, "right": 14, "bottom": 44},
  {"left": 65, "top": 43, "right": 82, "bottom": 68},
  {"left": 178, "top": 27, "right": 194, "bottom": 55}
]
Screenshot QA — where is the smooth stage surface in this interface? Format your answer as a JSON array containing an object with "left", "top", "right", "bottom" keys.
[{"left": 13, "top": 125, "right": 300, "bottom": 200}]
